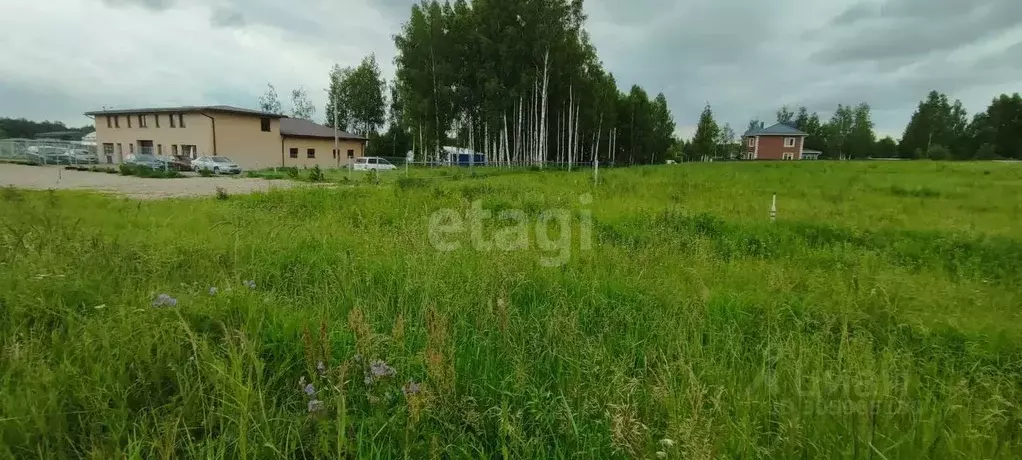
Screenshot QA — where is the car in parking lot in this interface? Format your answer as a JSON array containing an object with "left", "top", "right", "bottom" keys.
[
  {"left": 191, "top": 156, "right": 242, "bottom": 174},
  {"left": 350, "top": 157, "right": 397, "bottom": 171},
  {"left": 127, "top": 155, "right": 166, "bottom": 169},
  {"left": 70, "top": 150, "right": 99, "bottom": 164},
  {"left": 26, "top": 146, "right": 76, "bottom": 165},
  {"left": 155, "top": 155, "right": 194, "bottom": 171}
]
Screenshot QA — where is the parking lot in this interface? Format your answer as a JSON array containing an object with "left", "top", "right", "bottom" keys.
[{"left": 0, "top": 164, "right": 304, "bottom": 199}]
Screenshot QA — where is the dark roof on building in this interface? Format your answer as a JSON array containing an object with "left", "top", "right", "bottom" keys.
[
  {"left": 34, "top": 131, "right": 88, "bottom": 140},
  {"left": 84, "top": 105, "right": 285, "bottom": 118},
  {"left": 279, "top": 118, "right": 366, "bottom": 141},
  {"left": 744, "top": 123, "right": 808, "bottom": 137}
]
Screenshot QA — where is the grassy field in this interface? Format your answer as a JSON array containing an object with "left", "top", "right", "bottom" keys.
[{"left": 1, "top": 161, "right": 1021, "bottom": 458}]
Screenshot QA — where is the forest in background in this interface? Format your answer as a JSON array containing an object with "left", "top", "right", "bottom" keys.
[
  {"left": 259, "top": 0, "right": 1022, "bottom": 164},
  {"left": 685, "top": 91, "right": 1022, "bottom": 162},
  {"left": 0, "top": 118, "right": 93, "bottom": 140}
]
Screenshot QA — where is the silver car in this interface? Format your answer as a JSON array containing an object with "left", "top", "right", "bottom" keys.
[{"left": 191, "top": 156, "right": 242, "bottom": 174}]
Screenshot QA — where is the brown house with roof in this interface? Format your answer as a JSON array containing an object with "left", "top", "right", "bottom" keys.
[
  {"left": 742, "top": 123, "right": 810, "bottom": 160},
  {"left": 85, "top": 105, "right": 366, "bottom": 170}
]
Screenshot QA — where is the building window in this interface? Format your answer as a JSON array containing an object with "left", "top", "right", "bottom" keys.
[
  {"left": 347, "top": 149, "right": 354, "bottom": 159},
  {"left": 747, "top": 138, "right": 755, "bottom": 147},
  {"left": 157, "top": 144, "right": 163, "bottom": 155},
  {"left": 113, "top": 116, "right": 120, "bottom": 128},
  {"left": 784, "top": 137, "right": 796, "bottom": 147},
  {"left": 138, "top": 115, "right": 147, "bottom": 128},
  {"left": 127, "top": 116, "right": 132, "bottom": 128},
  {"left": 169, "top": 114, "right": 176, "bottom": 128},
  {"left": 782, "top": 152, "right": 794, "bottom": 160},
  {"left": 129, "top": 143, "right": 134, "bottom": 154},
  {"left": 172, "top": 145, "right": 178, "bottom": 156},
  {"left": 116, "top": 143, "right": 122, "bottom": 156},
  {"left": 181, "top": 144, "right": 197, "bottom": 159},
  {"left": 106, "top": 116, "right": 112, "bottom": 128},
  {"left": 154, "top": 114, "right": 160, "bottom": 128},
  {"left": 332, "top": 149, "right": 337, "bottom": 158},
  {"left": 178, "top": 114, "right": 185, "bottom": 128},
  {"left": 260, "top": 117, "right": 271, "bottom": 132},
  {"left": 289, "top": 148, "right": 298, "bottom": 158},
  {"left": 103, "top": 143, "right": 114, "bottom": 163},
  {"left": 307, "top": 148, "right": 315, "bottom": 159}
]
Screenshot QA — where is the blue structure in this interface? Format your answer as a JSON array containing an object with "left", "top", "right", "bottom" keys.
[
  {"left": 453, "top": 152, "right": 487, "bottom": 166},
  {"left": 442, "top": 146, "right": 487, "bottom": 166}
]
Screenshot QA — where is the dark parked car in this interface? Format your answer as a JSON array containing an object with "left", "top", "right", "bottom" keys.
[
  {"left": 127, "top": 155, "right": 165, "bottom": 169},
  {"left": 26, "top": 146, "right": 74, "bottom": 165},
  {"left": 155, "top": 155, "right": 194, "bottom": 171}
]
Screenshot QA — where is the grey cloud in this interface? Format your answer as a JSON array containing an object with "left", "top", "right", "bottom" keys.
[
  {"left": 210, "top": 9, "right": 245, "bottom": 28},
  {"left": 101, "top": 0, "right": 175, "bottom": 11},
  {"left": 815, "top": 0, "right": 1022, "bottom": 65},
  {"left": 830, "top": 2, "right": 877, "bottom": 25},
  {"left": 0, "top": 81, "right": 96, "bottom": 125}
]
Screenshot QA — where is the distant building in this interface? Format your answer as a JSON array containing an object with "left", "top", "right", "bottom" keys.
[
  {"left": 742, "top": 123, "right": 809, "bottom": 160},
  {"left": 85, "top": 105, "right": 366, "bottom": 169},
  {"left": 801, "top": 149, "right": 822, "bottom": 160},
  {"left": 34, "top": 131, "right": 88, "bottom": 141},
  {"left": 441, "top": 146, "right": 486, "bottom": 166}
]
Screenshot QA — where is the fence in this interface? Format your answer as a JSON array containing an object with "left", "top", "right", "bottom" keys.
[
  {"left": 0, "top": 139, "right": 99, "bottom": 166},
  {"left": 376, "top": 156, "right": 618, "bottom": 170}
]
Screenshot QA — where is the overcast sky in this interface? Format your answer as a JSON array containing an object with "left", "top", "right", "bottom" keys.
[{"left": 2, "top": 0, "right": 1020, "bottom": 139}]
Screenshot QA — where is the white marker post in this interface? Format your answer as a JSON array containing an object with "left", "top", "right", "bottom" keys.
[
  {"left": 770, "top": 193, "right": 777, "bottom": 223},
  {"left": 593, "top": 157, "right": 599, "bottom": 186}
]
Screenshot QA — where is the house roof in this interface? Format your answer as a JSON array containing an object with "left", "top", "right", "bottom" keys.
[
  {"left": 744, "top": 123, "right": 808, "bottom": 137},
  {"left": 279, "top": 118, "right": 366, "bottom": 141},
  {"left": 84, "top": 105, "right": 285, "bottom": 118}
]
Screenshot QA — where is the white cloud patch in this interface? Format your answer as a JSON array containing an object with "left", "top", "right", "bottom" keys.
[{"left": 0, "top": 0, "right": 397, "bottom": 124}]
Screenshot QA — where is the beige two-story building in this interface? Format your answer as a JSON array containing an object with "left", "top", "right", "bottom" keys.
[{"left": 85, "top": 105, "right": 367, "bottom": 170}]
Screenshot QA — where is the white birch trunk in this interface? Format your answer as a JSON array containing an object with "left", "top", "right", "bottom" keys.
[
  {"left": 567, "top": 86, "right": 574, "bottom": 171},
  {"left": 502, "top": 112, "right": 510, "bottom": 167},
  {"left": 574, "top": 102, "right": 581, "bottom": 171},
  {"left": 560, "top": 108, "right": 568, "bottom": 165},
  {"left": 539, "top": 50, "right": 550, "bottom": 168}
]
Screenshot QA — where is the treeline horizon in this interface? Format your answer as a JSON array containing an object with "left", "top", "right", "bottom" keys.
[
  {"left": 680, "top": 90, "right": 1022, "bottom": 162},
  {"left": 263, "top": 0, "right": 1022, "bottom": 164},
  {"left": 0, "top": 117, "right": 94, "bottom": 140}
]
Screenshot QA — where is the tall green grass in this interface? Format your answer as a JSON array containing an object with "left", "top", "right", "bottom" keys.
[{"left": 1, "top": 161, "right": 1021, "bottom": 458}]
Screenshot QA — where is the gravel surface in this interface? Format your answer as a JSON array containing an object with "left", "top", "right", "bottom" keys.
[{"left": 0, "top": 164, "right": 305, "bottom": 199}]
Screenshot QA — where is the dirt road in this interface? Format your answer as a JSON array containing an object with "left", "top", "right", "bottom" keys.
[{"left": 0, "top": 164, "right": 304, "bottom": 199}]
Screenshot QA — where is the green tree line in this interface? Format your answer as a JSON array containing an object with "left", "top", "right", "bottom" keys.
[
  {"left": 687, "top": 90, "right": 1022, "bottom": 161},
  {"left": 0, "top": 118, "right": 94, "bottom": 140},
  {"left": 319, "top": 0, "right": 676, "bottom": 166}
]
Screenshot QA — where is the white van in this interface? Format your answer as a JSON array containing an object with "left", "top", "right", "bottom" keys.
[{"left": 351, "top": 157, "right": 397, "bottom": 171}]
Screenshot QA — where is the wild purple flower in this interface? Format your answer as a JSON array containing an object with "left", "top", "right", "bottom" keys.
[
  {"left": 303, "top": 383, "right": 316, "bottom": 396},
  {"left": 307, "top": 399, "right": 324, "bottom": 413},
  {"left": 208, "top": 287, "right": 218, "bottom": 296},
  {"left": 243, "top": 280, "right": 257, "bottom": 290},
  {"left": 369, "top": 360, "right": 396, "bottom": 378},
  {"left": 151, "top": 294, "right": 177, "bottom": 308},
  {"left": 316, "top": 360, "right": 326, "bottom": 376},
  {"left": 403, "top": 381, "right": 422, "bottom": 397}
]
